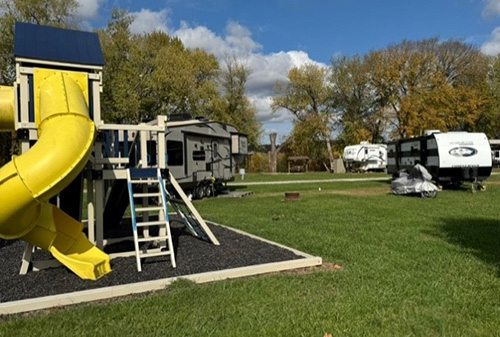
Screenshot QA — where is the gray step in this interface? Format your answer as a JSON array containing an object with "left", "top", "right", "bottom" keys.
[
  {"left": 135, "top": 206, "right": 164, "bottom": 212},
  {"left": 134, "top": 192, "right": 161, "bottom": 198},
  {"left": 130, "top": 179, "right": 157, "bottom": 184},
  {"left": 139, "top": 250, "right": 173, "bottom": 258},
  {"left": 136, "top": 220, "right": 167, "bottom": 227},
  {"left": 138, "top": 235, "right": 171, "bottom": 243}
]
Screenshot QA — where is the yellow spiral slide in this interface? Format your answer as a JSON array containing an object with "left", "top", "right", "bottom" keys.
[{"left": 0, "top": 69, "right": 110, "bottom": 280}]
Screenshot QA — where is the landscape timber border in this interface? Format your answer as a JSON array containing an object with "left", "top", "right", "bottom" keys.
[{"left": 0, "top": 222, "right": 322, "bottom": 315}]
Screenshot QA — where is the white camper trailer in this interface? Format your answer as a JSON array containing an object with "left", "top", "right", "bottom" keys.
[
  {"left": 387, "top": 131, "right": 492, "bottom": 185},
  {"left": 492, "top": 150, "right": 500, "bottom": 167},
  {"left": 342, "top": 142, "right": 387, "bottom": 172},
  {"left": 490, "top": 139, "right": 500, "bottom": 167}
]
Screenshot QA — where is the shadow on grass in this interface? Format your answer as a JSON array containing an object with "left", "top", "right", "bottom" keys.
[
  {"left": 373, "top": 178, "right": 392, "bottom": 186},
  {"left": 227, "top": 185, "right": 249, "bottom": 192},
  {"left": 440, "top": 217, "right": 500, "bottom": 276}
]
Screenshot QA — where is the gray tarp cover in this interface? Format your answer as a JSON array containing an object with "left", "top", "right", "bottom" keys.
[{"left": 391, "top": 164, "right": 439, "bottom": 195}]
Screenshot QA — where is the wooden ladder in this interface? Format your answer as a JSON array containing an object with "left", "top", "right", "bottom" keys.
[{"left": 126, "top": 168, "right": 176, "bottom": 272}]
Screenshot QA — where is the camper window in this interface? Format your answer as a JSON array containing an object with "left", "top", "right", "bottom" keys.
[
  {"left": 193, "top": 150, "right": 206, "bottom": 161},
  {"left": 213, "top": 142, "right": 219, "bottom": 158},
  {"left": 167, "top": 140, "right": 183, "bottom": 166}
]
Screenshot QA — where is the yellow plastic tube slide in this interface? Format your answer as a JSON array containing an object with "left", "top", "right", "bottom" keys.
[
  {"left": 0, "top": 70, "right": 110, "bottom": 280},
  {"left": 0, "top": 86, "right": 14, "bottom": 131}
]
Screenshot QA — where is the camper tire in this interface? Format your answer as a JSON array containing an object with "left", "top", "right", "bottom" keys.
[
  {"left": 203, "top": 184, "right": 213, "bottom": 197},
  {"left": 421, "top": 190, "right": 437, "bottom": 199},
  {"left": 193, "top": 185, "right": 205, "bottom": 199}
]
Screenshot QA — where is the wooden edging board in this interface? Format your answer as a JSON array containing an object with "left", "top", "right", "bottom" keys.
[{"left": 0, "top": 222, "right": 322, "bottom": 315}]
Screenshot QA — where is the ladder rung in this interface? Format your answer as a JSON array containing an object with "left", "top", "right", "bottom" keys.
[
  {"left": 136, "top": 220, "right": 167, "bottom": 227},
  {"left": 139, "top": 251, "right": 172, "bottom": 258},
  {"left": 134, "top": 192, "right": 161, "bottom": 198},
  {"left": 138, "top": 235, "right": 171, "bottom": 242},
  {"left": 130, "top": 179, "right": 157, "bottom": 184},
  {"left": 135, "top": 206, "right": 163, "bottom": 212}
]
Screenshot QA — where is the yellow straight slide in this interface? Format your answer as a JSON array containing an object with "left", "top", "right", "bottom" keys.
[{"left": 0, "top": 69, "right": 110, "bottom": 280}]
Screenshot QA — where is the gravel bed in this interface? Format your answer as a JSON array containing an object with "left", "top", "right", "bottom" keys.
[{"left": 0, "top": 222, "right": 303, "bottom": 303}]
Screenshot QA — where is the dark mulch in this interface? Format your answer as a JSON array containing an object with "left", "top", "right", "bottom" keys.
[{"left": 0, "top": 222, "right": 303, "bottom": 303}]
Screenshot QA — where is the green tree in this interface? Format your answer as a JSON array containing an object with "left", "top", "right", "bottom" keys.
[
  {"left": 475, "top": 55, "right": 500, "bottom": 138},
  {"left": 368, "top": 39, "right": 490, "bottom": 138},
  {"left": 0, "top": 0, "right": 78, "bottom": 164},
  {"left": 288, "top": 114, "right": 330, "bottom": 170},
  {"left": 329, "top": 55, "right": 386, "bottom": 150},
  {"left": 97, "top": 9, "right": 141, "bottom": 123},
  {"left": 216, "top": 57, "right": 260, "bottom": 147},
  {"left": 273, "top": 64, "right": 336, "bottom": 171},
  {"left": 99, "top": 12, "right": 225, "bottom": 126},
  {"left": 330, "top": 38, "right": 492, "bottom": 143},
  {"left": 139, "top": 32, "right": 221, "bottom": 121}
]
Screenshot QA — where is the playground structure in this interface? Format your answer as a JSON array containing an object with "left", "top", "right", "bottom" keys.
[{"left": 0, "top": 23, "right": 219, "bottom": 280}]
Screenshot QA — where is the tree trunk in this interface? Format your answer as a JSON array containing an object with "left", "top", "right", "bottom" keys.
[
  {"left": 325, "top": 139, "right": 335, "bottom": 172},
  {"left": 269, "top": 132, "right": 277, "bottom": 173}
]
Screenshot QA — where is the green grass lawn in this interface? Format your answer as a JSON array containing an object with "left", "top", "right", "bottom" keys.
[{"left": 2, "top": 173, "right": 500, "bottom": 336}]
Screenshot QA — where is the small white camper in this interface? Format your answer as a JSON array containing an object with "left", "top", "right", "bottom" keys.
[
  {"left": 387, "top": 131, "right": 492, "bottom": 185},
  {"left": 342, "top": 142, "right": 387, "bottom": 172},
  {"left": 492, "top": 150, "right": 500, "bottom": 167}
]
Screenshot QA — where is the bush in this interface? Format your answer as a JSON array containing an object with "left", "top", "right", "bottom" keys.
[{"left": 246, "top": 152, "right": 269, "bottom": 172}]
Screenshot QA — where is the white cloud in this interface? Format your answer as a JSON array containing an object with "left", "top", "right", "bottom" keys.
[
  {"left": 481, "top": 27, "right": 500, "bottom": 55},
  {"left": 175, "top": 20, "right": 261, "bottom": 58},
  {"left": 130, "top": 9, "right": 169, "bottom": 34},
  {"left": 224, "top": 21, "right": 262, "bottom": 55},
  {"left": 483, "top": 0, "right": 500, "bottom": 17},
  {"left": 481, "top": 1, "right": 500, "bottom": 55},
  {"left": 174, "top": 21, "right": 326, "bottom": 137},
  {"left": 75, "top": 0, "right": 105, "bottom": 20},
  {"left": 75, "top": 0, "right": 106, "bottom": 30},
  {"left": 175, "top": 22, "right": 229, "bottom": 57}
]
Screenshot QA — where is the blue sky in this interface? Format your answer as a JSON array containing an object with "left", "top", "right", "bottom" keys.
[{"left": 76, "top": 0, "right": 500, "bottom": 142}]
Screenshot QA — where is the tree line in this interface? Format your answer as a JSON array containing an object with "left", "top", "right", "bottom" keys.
[
  {"left": 1, "top": 0, "right": 500, "bottom": 174},
  {"left": 0, "top": 0, "right": 260, "bottom": 165},
  {"left": 273, "top": 39, "right": 500, "bottom": 171}
]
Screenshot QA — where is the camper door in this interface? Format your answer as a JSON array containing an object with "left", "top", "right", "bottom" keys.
[
  {"left": 212, "top": 138, "right": 232, "bottom": 179},
  {"left": 186, "top": 135, "right": 211, "bottom": 181}
]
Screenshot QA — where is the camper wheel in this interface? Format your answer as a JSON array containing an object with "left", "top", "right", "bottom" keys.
[
  {"left": 193, "top": 182, "right": 214, "bottom": 199},
  {"left": 203, "top": 184, "right": 213, "bottom": 197},
  {"left": 193, "top": 185, "right": 205, "bottom": 199},
  {"left": 421, "top": 190, "right": 437, "bottom": 199}
]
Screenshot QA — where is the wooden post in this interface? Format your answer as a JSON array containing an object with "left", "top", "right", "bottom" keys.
[{"left": 269, "top": 133, "right": 277, "bottom": 173}]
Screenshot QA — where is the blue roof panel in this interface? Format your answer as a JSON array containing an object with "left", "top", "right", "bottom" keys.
[{"left": 14, "top": 22, "right": 104, "bottom": 66}]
